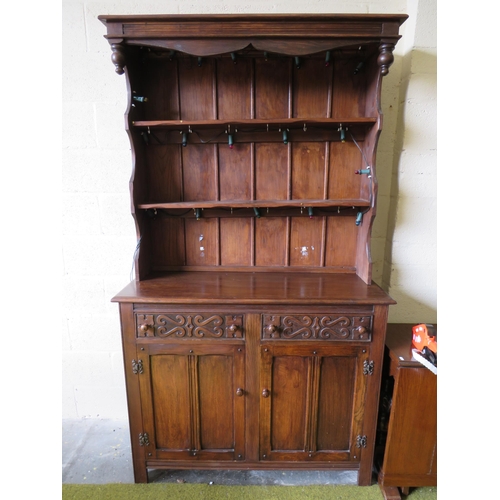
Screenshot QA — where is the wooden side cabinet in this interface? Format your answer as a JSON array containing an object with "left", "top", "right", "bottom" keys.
[{"left": 376, "top": 324, "right": 437, "bottom": 499}]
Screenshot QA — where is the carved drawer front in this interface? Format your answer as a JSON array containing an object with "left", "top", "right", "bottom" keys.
[
  {"left": 262, "top": 314, "right": 372, "bottom": 341},
  {"left": 136, "top": 313, "right": 244, "bottom": 339}
]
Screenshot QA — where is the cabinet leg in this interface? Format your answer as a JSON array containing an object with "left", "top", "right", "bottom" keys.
[
  {"left": 401, "top": 487, "right": 410, "bottom": 496},
  {"left": 133, "top": 464, "right": 148, "bottom": 483},
  {"left": 380, "top": 486, "right": 402, "bottom": 500},
  {"left": 357, "top": 461, "right": 373, "bottom": 485}
]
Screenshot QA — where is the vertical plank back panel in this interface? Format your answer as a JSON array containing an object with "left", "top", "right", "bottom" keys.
[
  {"left": 255, "top": 58, "right": 289, "bottom": 119},
  {"left": 145, "top": 145, "right": 182, "bottom": 202},
  {"left": 255, "top": 217, "right": 287, "bottom": 266},
  {"left": 217, "top": 57, "right": 252, "bottom": 119},
  {"left": 328, "top": 142, "right": 363, "bottom": 200},
  {"left": 220, "top": 218, "right": 252, "bottom": 266},
  {"left": 255, "top": 143, "right": 288, "bottom": 200},
  {"left": 331, "top": 58, "right": 367, "bottom": 119},
  {"left": 182, "top": 145, "right": 217, "bottom": 201},
  {"left": 142, "top": 58, "right": 180, "bottom": 121},
  {"left": 291, "top": 143, "right": 325, "bottom": 199},
  {"left": 362, "top": 55, "right": 381, "bottom": 118},
  {"left": 150, "top": 217, "right": 186, "bottom": 268},
  {"left": 185, "top": 218, "right": 219, "bottom": 266},
  {"left": 289, "top": 217, "right": 323, "bottom": 267},
  {"left": 292, "top": 58, "right": 332, "bottom": 118},
  {"left": 219, "top": 144, "right": 252, "bottom": 201},
  {"left": 179, "top": 58, "right": 216, "bottom": 120},
  {"left": 324, "top": 216, "right": 358, "bottom": 268}
]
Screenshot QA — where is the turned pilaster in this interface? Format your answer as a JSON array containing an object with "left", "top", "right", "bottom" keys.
[
  {"left": 378, "top": 43, "right": 395, "bottom": 76},
  {"left": 111, "top": 43, "right": 126, "bottom": 75}
]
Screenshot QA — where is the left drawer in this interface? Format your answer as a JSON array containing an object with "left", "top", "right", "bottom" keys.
[{"left": 135, "top": 312, "right": 245, "bottom": 339}]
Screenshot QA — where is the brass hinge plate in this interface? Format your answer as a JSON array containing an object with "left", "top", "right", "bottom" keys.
[
  {"left": 132, "top": 359, "right": 144, "bottom": 374},
  {"left": 139, "top": 432, "right": 150, "bottom": 446},
  {"left": 363, "top": 360, "right": 374, "bottom": 375},
  {"left": 356, "top": 435, "right": 367, "bottom": 448}
]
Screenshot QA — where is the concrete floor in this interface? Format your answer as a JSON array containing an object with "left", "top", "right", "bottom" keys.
[{"left": 62, "top": 418, "right": 359, "bottom": 485}]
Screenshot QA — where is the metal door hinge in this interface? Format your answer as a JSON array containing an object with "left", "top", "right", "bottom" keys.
[
  {"left": 139, "top": 432, "right": 150, "bottom": 446},
  {"left": 132, "top": 359, "right": 144, "bottom": 374},
  {"left": 356, "top": 435, "right": 367, "bottom": 448},
  {"left": 363, "top": 360, "right": 374, "bottom": 375}
]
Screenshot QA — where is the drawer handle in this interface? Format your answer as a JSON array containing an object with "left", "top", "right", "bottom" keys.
[
  {"left": 355, "top": 326, "right": 370, "bottom": 339},
  {"left": 265, "top": 324, "right": 277, "bottom": 335},
  {"left": 229, "top": 324, "right": 240, "bottom": 334},
  {"left": 262, "top": 388, "right": 270, "bottom": 398},
  {"left": 236, "top": 388, "right": 244, "bottom": 397},
  {"left": 139, "top": 324, "right": 150, "bottom": 334}
]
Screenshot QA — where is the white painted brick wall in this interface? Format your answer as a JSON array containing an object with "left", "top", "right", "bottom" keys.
[
  {"left": 386, "top": 0, "right": 437, "bottom": 323},
  {"left": 62, "top": 0, "right": 436, "bottom": 418}
]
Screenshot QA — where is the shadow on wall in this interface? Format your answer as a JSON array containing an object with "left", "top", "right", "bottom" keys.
[{"left": 382, "top": 48, "right": 437, "bottom": 322}]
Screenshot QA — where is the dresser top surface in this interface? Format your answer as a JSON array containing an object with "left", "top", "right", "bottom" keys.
[{"left": 112, "top": 271, "right": 395, "bottom": 305}]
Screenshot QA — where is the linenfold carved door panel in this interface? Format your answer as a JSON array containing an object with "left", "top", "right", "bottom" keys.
[
  {"left": 259, "top": 343, "right": 368, "bottom": 463},
  {"left": 138, "top": 342, "right": 245, "bottom": 461}
]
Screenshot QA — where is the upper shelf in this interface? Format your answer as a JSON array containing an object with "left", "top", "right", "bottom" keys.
[{"left": 132, "top": 117, "right": 377, "bottom": 130}]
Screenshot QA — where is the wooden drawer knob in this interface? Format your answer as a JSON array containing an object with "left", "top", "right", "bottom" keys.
[
  {"left": 262, "top": 388, "right": 270, "bottom": 398},
  {"left": 265, "top": 324, "right": 277, "bottom": 334},
  {"left": 229, "top": 324, "right": 240, "bottom": 334},
  {"left": 139, "top": 324, "right": 150, "bottom": 334},
  {"left": 236, "top": 388, "right": 244, "bottom": 397}
]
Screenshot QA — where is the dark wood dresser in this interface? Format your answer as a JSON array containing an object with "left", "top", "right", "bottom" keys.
[
  {"left": 377, "top": 323, "right": 437, "bottom": 499},
  {"left": 98, "top": 14, "right": 407, "bottom": 484}
]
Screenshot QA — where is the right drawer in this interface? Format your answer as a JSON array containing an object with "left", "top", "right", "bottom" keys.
[{"left": 261, "top": 313, "right": 372, "bottom": 341}]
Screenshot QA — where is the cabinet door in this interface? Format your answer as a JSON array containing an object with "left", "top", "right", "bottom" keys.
[
  {"left": 137, "top": 342, "right": 245, "bottom": 461},
  {"left": 260, "top": 343, "right": 368, "bottom": 462}
]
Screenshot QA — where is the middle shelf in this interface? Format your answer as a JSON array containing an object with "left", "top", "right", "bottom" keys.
[{"left": 132, "top": 117, "right": 376, "bottom": 145}]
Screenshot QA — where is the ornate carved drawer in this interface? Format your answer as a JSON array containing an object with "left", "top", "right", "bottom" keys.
[
  {"left": 135, "top": 311, "right": 245, "bottom": 339},
  {"left": 262, "top": 313, "right": 372, "bottom": 342}
]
